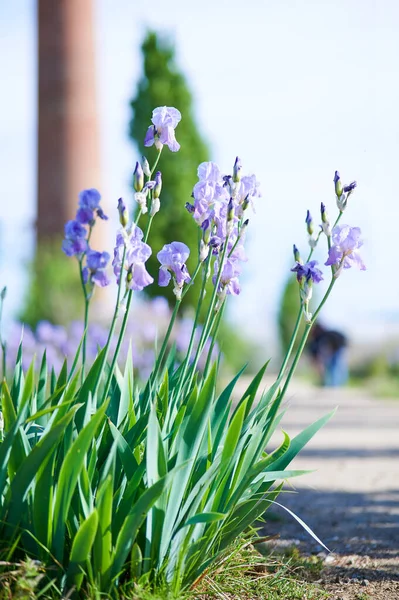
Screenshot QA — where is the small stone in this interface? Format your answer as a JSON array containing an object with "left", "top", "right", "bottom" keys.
[
  {"left": 362, "top": 579, "right": 370, "bottom": 586},
  {"left": 324, "top": 554, "right": 336, "bottom": 565}
]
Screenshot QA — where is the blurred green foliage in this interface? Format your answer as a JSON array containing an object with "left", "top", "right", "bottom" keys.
[
  {"left": 19, "top": 239, "right": 82, "bottom": 327},
  {"left": 278, "top": 273, "right": 304, "bottom": 356},
  {"left": 129, "top": 30, "right": 210, "bottom": 308}
]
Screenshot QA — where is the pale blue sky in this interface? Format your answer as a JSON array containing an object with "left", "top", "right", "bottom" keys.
[{"left": 0, "top": 0, "right": 398, "bottom": 345}]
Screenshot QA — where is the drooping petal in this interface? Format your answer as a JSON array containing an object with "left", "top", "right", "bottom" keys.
[
  {"left": 92, "top": 270, "right": 110, "bottom": 287},
  {"left": 158, "top": 266, "right": 171, "bottom": 287},
  {"left": 129, "top": 263, "right": 154, "bottom": 291},
  {"left": 144, "top": 125, "right": 155, "bottom": 147}
]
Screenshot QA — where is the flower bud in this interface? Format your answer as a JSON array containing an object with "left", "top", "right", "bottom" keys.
[
  {"left": 343, "top": 181, "right": 357, "bottom": 195},
  {"left": 0, "top": 286, "right": 6, "bottom": 301},
  {"left": 199, "top": 239, "right": 209, "bottom": 262},
  {"left": 117, "top": 198, "right": 129, "bottom": 228},
  {"left": 233, "top": 156, "right": 242, "bottom": 183},
  {"left": 305, "top": 210, "right": 314, "bottom": 235},
  {"left": 185, "top": 202, "right": 195, "bottom": 214},
  {"left": 334, "top": 171, "right": 343, "bottom": 197},
  {"left": 242, "top": 194, "right": 250, "bottom": 212},
  {"left": 201, "top": 219, "right": 211, "bottom": 244},
  {"left": 227, "top": 198, "right": 235, "bottom": 235},
  {"left": 141, "top": 156, "right": 151, "bottom": 177},
  {"left": 133, "top": 161, "right": 144, "bottom": 192},
  {"left": 150, "top": 197, "right": 160, "bottom": 217},
  {"left": 320, "top": 202, "right": 331, "bottom": 236},
  {"left": 153, "top": 171, "right": 162, "bottom": 199},
  {"left": 293, "top": 244, "right": 302, "bottom": 263}
]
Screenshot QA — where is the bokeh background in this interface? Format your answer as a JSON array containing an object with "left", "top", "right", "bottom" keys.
[{"left": 1, "top": 0, "right": 398, "bottom": 384}]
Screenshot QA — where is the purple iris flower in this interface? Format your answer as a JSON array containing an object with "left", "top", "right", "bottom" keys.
[
  {"left": 213, "top": 258, "right": 241, "bottom": 296},
  {"left": 157, "top": 242, "right": 191, "bottom": 290},
  {"left": 197, "top": 161, "right": 222, "bottom": 182},
  {"left": 325, "top": 224, "right": 366, "bottom": 275},
  {"left": 144, "top": 106, "right": 182, "bottom": 152},
  {"left": 62, "top": 219, "right": 88, "bottom": 256},
  {"left": 343, "top": 181, "right": 357, "bottom": 193},
  {"left": 78, "top": 188, "right": 101, "bottom": 210},
  {"left": 291, "top": 260, "right": 324, "bottom": 283},
  {"left": 82, "top": 250, "right": 111, "bottom": 287},
  {"left": 76, "top": 206, "right": 94, "bottom": 225},
  {"left": 112, "top": 225, "right": 153, "bottom": 291}
]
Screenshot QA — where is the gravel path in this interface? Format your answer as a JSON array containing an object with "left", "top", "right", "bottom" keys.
[{"left": 260, "top": 380, "right": 399, "bottom": 599}]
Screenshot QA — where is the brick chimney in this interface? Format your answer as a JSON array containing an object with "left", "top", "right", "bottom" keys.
[{"left": 37, "top": 0, "right": 102, "bottom": 240}]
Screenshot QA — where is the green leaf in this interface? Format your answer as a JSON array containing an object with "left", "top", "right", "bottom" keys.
[
  {"left": 52, "top": 401, "right": 109, "bottom": 560},
  {"left": 177, "top": 511, "right": 226, "bottom": 531},
  {"left": 66, "top": 510, "right": 99, "bottom": 591},
  {"left": 111, "top": 477, "right": 166, "bottom": 581},
  {"left": 5, "top": 407, "right": 78, "bottom": 532}
]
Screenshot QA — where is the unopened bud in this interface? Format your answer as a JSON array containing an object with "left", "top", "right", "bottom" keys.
[
  {"left": 153, "top": 171, "right": 162, "bottom": 199},
  {"left": 233, "top": 156, "right": 242, "bottom": 183},
  {"left": 320, "top": 202, "right": 331, "bottom": 236},
  {"left": 334, "top": 171, "right": 343, "bottom": 198},
  {"left": 202, "top": 219, "right": 211, "bottom": 244},
  {"left": 141, "top": 156, "right": 151, "bottom": 177},
  {"left": 300, "top": 275, "right": 313, "bottom": 304},
  {"left": 227, "top": 198, "right": 235, "bottom": 234},
  {"left": 133, "top": 161, "right": 144, "bottom": 192},
  {"left": 0, "top": 287, "right": 6, "bottom": 301},
  {"left": 150, "top": 197, "right": 160, "bottom": 217},
  {"left": 293, "top": 244, "right": 302, "bottom": 263},
  {"left": 305, "top": 210, "right": 314, "bottom": 235},
  {"left": 242, "top": 194, "right": 250, "bottom": 212},
  {"left": 185, "top": 202, "right": 195, "bottom": 214},
  {"left": 117, "top": 198, "right": 129, "bottom": 228},
  {"left": 343, "top": 181, "right": 357, "bottom": 195},
  {"left": 199, "top": 239, "right": 209, "bottom": 262}
]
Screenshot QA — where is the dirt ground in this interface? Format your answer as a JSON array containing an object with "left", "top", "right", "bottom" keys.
[{"left": 258, "top": 379, "right": 399, "bottom": 600}]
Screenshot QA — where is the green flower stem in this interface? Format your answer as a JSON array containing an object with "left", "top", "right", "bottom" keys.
[
  {"left": 186, "top": 239, "right": 230, "bottom": 391},
  {"left": 150, "top": 299, "right": 181, "bottom": 385},
  {"left": 174, "top": 257, "right": 211, "bottom": 400},
  {"left": 101, "top": 288, "right": 133, "bottom": 404},
  {"left": 279, "top": 275, "right": 337, "bottom": 403},
  {"left": 90, "top": 245, "right": 127, "bottom": 394},
  {"left": 203, "top": 299, "right": 225, "bottom": 380},
  {"left": 277, "top": 306, "right": 302, "bottom": 379},
  {"left": 0, "top": 293, "right": 6, "bottom": 381},
  {"left": 134, "top": 209, "right": 142, "bottom": 225},
  {"left": 78, "top": 259, "right": 90, "bottom": 383},
  {"left": 150, "top": 148, "right": 162, "bottom": 177}
]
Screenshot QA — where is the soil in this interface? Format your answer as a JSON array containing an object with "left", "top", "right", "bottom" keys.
[{"left": 257, "top": 379, "right": 399, "bottom": 600}]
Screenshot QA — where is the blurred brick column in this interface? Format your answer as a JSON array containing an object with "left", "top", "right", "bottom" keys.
[{"left": 37, "top": 0, "right": 102, "bottom": 240}]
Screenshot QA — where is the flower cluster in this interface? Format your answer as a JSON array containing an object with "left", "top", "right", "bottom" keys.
[
  {"left": 291, "top": 170, "right": 365, "bottom": 321},
  {"left": 183, "top": 159, "right": 260, "bottom": 304},
  {"left": 62, "top": 188, "right": 110, "bottom": 288}
]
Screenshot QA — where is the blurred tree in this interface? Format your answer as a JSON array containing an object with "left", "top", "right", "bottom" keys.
[
  {"left": 19, "top": 239, "right": 82, "bottom": 327},
  {"left": 278, "top": 273, "right": 304, "bottom": 356},
  {"left": 129, "top": 31, "right": 210, "bottom": 307}
]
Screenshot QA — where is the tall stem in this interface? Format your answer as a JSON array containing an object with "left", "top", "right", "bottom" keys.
[
  {"left": 150, "top": 300, "right": 181, "bottom": 385},
  {"left": 101, "top": 289, "right": 133, "bottom": 404},
  {"left": 78, "top": 260, "right": 90, "bottom": 382},
  {"left": 278, "top": 306, "right": 302, "bottom": 379}
]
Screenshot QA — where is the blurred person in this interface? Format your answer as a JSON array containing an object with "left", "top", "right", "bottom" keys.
[{"left": 307, "top": 322, "right": 348, "bottom": 387}]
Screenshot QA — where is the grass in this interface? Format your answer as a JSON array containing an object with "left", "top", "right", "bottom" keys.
[{"left": 0, "top": 538, "right": 330, "bottom": 600}]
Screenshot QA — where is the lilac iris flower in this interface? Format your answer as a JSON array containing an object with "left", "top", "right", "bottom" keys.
[
  {"left": 157, "top": 242, "right": 191, "bottom": 296},
  {"left": 82, "top": 250, "right": 111, "bottom": 287},
  {"left": 78, "top": 188, "right": 101, "bottom": 210},
  {"left": 144, "top": 106, "right": 182, "bottom": 152},
  {"left": 291, "top": 260, "right": 324, "bottom": 283},
  {"left": 62, "top": 219, "right": 88, "bottom": 256},
  {"left": 213, "top": 258, "right": 241, "bottom": 296},
  {"left": 325, "top": 224, "right": 366, "bottom": 275},
  {"left": 112, "top": 225, "right": 153, "bottom": 291}
]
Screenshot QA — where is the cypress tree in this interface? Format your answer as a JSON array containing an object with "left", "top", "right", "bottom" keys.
[{"left": 129, "top": 31, "right": 210, "bottom": 307}]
